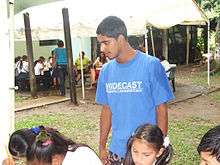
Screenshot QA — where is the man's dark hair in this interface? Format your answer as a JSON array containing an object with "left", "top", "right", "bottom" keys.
[
  {"left": 197, "top": 125, "right": 220, "bottom": 162},
  {"left": 96, "top": 16, "right": 127, "bottom": 40}
]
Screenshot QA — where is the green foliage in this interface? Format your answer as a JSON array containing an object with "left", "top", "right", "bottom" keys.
[
  {"left": 203, "top": 0, "right": 220, "bottom": 17},
  {"left": 196, "top": 35, "right": 205, "bottom": 53}
]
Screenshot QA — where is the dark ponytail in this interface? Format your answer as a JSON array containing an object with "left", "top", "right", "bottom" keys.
[{"left": 156, "top": 144, "right": 173, "bottom": 165}]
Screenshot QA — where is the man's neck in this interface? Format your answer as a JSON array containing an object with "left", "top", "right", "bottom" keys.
[{"left": 116, "top": 44, "right": 136, "bottom": 63}]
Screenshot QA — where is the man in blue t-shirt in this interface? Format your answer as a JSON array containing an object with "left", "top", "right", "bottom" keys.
[
  {"left": 54, "top": 40, "right": 67, "bottom": 96},
  {"left": 95, "top": 16, "right": 174, "bottom": 165}
]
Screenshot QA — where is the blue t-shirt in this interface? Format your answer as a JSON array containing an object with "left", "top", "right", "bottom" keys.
[
  {"left": 96, "top": 50, "right": 174, "bottom": 158},
  {"left": 55, "top": 47, "right": 67, "bottom": 65}
]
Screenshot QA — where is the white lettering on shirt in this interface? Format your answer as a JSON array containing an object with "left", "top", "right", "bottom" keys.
[{"left": 106, "top": 81, "right": 143, "bottom": 93}]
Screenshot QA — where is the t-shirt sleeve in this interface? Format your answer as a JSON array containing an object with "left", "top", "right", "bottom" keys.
[
  {"left": 149, "top": 59, "right": 175, "bottom": 106},
  {"left": 95, "top": 67, "right": 108, "bottom": 105}
]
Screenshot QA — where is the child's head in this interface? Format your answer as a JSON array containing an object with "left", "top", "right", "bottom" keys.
[
  {"left": 57, "top": 40, "right": 64, "bottom": 47},
  {"left": 8, "top": 128, "right": 36, "bottom": 157},
  {"left": 26, "top": 126, "right": 78, "bottom": 165},
  {"left": 124, "top": 124, "right": 173, "bottom": 165},
  {"left": 197, "top": 125, "right": 220, "bottom": 165}
]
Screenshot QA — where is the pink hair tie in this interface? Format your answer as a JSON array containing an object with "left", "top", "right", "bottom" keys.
[{"left": 42, "top": 139, "right": 53, "bottom": 146}]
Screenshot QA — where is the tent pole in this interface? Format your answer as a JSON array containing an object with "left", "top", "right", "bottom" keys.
[
  {"left": 9, "top": 0, "right": 15, "bottom": 133},
  {"left": 0, "top": 0, "right": 12, "bottom": 162},
  {"left": 150, "top": 27, "right": 155, "bottom": 56},
  {"left": 79, "top": 38, "right": 85, "bottom": 100},
  {"left": 23, "top": 13, "right": 37, "bottom": 98},
  {"left": 207, "top": 20, "right": 210, "bottom": 86},
  {"left": 145, "top": 28, "right": 148, "bottom": 55},
  {"left": 62, "top": 8, "right": 77, "bottom": 104},
  {"left": 162, "top": 29, "right": 168, "bottom": 60},
  {"left": 186, "top": 26, "right": 190, "bottom": 65}
]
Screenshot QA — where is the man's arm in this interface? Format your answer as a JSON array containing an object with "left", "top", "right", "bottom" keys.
[
  {"left": 99, "top": 105, "right": 112, "bottom": 164},
  {"left": 156, "top": 103, "right": 168, "bottom": 136}
]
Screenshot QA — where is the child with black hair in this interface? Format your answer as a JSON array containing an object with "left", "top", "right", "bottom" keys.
[
  {"left": 197, "top": 125, "right": 220, "bottom": 165},
  {"left": 124, "top": 124, "right": 173, "bottom": 165},
  {"left": 8, "top": 128, "right": 36, "bottom": 158},
  {"left": 6, "top": 126, "right": 102, "bottom": 165},
  {"left": 2, "top": 127, "right": 38, "bottom": 165}
]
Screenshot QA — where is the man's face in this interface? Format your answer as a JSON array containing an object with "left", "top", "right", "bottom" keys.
[
  {"left": 200, "top": 151, "right": 220, "bottom": 165},
  {"left": 97, "top": 35, "right": 120, "bottom": 60}
]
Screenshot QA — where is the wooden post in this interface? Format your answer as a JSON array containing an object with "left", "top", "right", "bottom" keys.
[
  {"left": 62, "top": 8, "right": 77, "bottom": 104},
  {"left": 150, "top": 27, "right": 155, "bottom": 56},
  {"left": 186, "top": 26, "right": 190, "bottom": 65},
  {"left": 23, "top": 13, "right": 37, "bottom": 98},
  {"left": 162, "top": 29, "right": 168, "bottom": 60}
]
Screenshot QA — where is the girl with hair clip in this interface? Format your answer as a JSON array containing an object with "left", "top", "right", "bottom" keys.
[
  {"left": 8, "top": 128, "right": 36, "bottom": 158},
  {"left": 26, "top": 126, "right": 102, "bottom": 165},
  {"left": 123, "top": 124, "right": 173, "bottom": 165},
  {"left": 3, "top": 126, "right": 41, "bottom": 165}
]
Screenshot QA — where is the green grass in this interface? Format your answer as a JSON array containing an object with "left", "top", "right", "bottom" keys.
[
  {"left": 209, "top": 91, "right": 220, "bottom": 102},
  {"left": 16, "top": 113, "right": 99, "bottom": 152},
  {"left": 15, "top": 95, "right": 30, "bottom": 103},
  {"left": 15, "top": 113, "right": 217, "bottom": 164},
  {"left": 169, "top": 117, "right": 217, "bottom": 165},
  {"left": 192, "top": 70, "right": 220, "bottom": 87},
  {"left": 177, "top": 66, "right": 220, "bottom": 87}
]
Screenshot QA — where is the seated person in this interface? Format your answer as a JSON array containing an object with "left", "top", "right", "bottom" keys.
[
  {"left": 89, "top": 52, "right": 107, "bottom": 89},
  {"left": 16, "top": 55, "right": 29, "bottom": 91},
  {"left": 4, "top": 126, "right": 102, "bottom": 165},
  {"left": 158, "top": 55, "right": 172, "bottom": 77},
  {"left": 75, "top": 51, "right": 91, "bottom": 82},
  {"left": 34, "top": 56, "right": 45, "bottom": 76},
  {"left": 197, "top": 125, "right": 220, "bottom": 165}
]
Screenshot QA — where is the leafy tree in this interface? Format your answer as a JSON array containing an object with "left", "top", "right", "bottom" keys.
[{"left": 198, "top": 0, "right": 220, "bottom": 73}]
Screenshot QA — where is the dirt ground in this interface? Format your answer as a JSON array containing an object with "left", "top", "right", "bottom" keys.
[{"left": 15, "top": 64, "right": 220, "bottom": 123}]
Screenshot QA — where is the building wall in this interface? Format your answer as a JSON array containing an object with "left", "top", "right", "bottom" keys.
[{"left": 15, "top": 37, "right": 91, "bottom": 61}]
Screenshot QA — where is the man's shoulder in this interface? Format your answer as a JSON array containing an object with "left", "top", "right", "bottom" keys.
[
  {"left": 101, "top": 60, "right": 114, "bottom": 71},
  {"left": 137, "top": 50, "right": 160, "bottom": 65}
]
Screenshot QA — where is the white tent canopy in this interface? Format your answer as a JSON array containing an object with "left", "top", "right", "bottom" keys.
[{"left": 14, "top": 0, "right": 208, "bottom": 36}]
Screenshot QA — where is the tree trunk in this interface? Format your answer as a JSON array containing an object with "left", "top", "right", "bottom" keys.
[
  {"left": 24, "top": 13, "right": 37, "bottom": 98},
  {"left": 216, "top": 15, "right": 220, "bottom": 47},
  {"left": 214, "top": 15, "right": 220, "bottom": 73}
]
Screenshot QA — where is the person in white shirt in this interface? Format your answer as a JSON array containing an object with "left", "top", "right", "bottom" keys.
[
  {"left": 16, "top": 55, "right": 29, "bottom": 90},
  {"left": 158, "top": 55, "right": 172, "bottom": 77},
  {"left": 34, "top": 56, "right": 45, "bottom": 76}
]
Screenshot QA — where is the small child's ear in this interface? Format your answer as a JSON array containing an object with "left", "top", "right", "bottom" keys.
[
  {"left": 156, "top": 148, "right": 164, "bottom": 158},
  {"left": 52, "top": 154, "right": 64, "bottom": 165}
]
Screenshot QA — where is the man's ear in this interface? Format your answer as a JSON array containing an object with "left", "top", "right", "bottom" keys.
[
  {"left": 118, "top": 34, "right": 125, "bottom": 41},
  {"left": 156, "top": 148, "right": 164, "bottom": 158}
]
